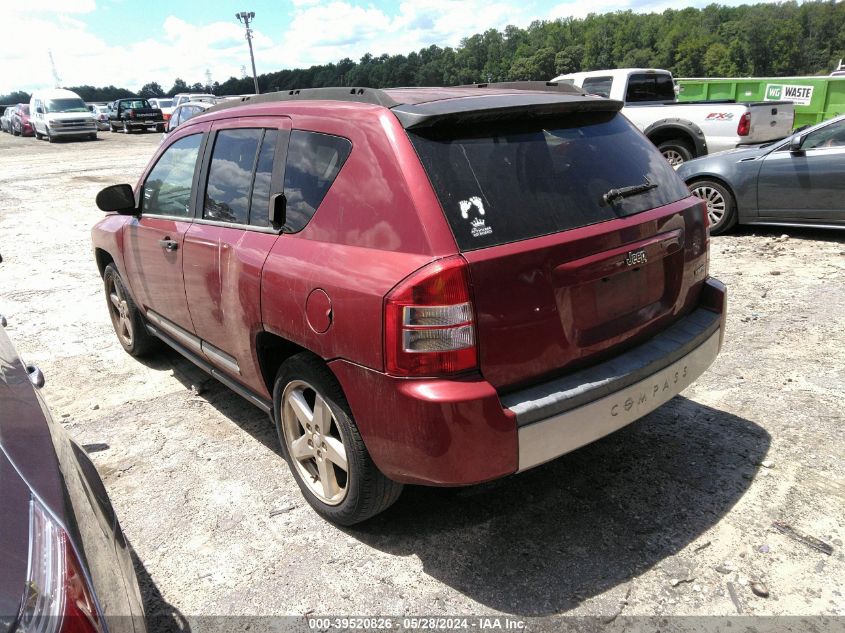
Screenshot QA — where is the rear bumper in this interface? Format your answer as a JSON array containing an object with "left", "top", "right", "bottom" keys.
[{"left": 331, "top": 277, "right": 726, "bottom": 486}]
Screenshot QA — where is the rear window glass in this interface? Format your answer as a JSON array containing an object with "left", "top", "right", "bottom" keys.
[
  {"left": 409, "top": 112, "right": 690, "bottom": 251},
  {"left": 120, "top": 99, "right": 151, "bottom": 110},
  {"left": 625, "top": 73, "right": 675, "bottom": 103},
  {"left": 582, "top": 77, "right": 612, "bottom": 98},
  {"left": 204, "top": 128, "right": 263, "bottom": 224},
  {"left": 283, "top": 130, "right": 351, "bottom": 232}
]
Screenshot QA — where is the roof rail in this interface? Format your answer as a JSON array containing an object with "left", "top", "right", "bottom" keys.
[
  {"left": 207, "top": 87, "right": 399, "bottom": 114},
  {"left": 454, "top": 81, "right": 584, "bottom": 95}
]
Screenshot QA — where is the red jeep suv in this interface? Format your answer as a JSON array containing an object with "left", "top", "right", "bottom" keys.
[{"left": 92, "top": 83, "right": 726, "bottom": 525}]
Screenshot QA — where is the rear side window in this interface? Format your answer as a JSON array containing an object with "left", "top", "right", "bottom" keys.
[
  {"left": 142, "top": 133, "right": 202, "bottom": 218},
  {"left": 625, "top": 73, "right": 675, "bottom": 103},
  {"left": 582, "top": 77, "right": 612, "bottom": 98},
  {"left": 410, "top": 113, "right": 690, "bottom": 251},
  {"left": 283, "top": 130, "right": 351, "bottom": 232},
  {"left": 204, "top": 128, "right": 279, "bottom": 226}
]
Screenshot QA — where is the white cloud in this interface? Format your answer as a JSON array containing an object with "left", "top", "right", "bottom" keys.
[{"left": 274, "top": 0, "right": 533, "bottom": 69}]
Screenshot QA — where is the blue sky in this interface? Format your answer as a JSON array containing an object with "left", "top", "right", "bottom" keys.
[{"left": 3, "top": 0, "right": 785, "bottom": 95}]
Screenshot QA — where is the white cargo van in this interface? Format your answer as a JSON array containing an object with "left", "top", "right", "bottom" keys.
[{"left": 30, "top": 89, "right": 98, "bottom": 142}]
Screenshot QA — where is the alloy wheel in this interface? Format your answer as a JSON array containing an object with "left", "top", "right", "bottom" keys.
[
  {"left": 106, "top": 276, "right": 133, "bottom": 347},
  {"left": 662, "top": 149, "right": 685, "bottom": 167},
  {"left": 281, "top": 380, "right": 349, "bottom": 505},
  {"left": 692, "top": 184, "right": 727, "bottom": 225}
]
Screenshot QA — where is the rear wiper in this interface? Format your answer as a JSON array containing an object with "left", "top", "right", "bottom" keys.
[{"left": 602, "top": 177, "right": 657, "bottom": 204}]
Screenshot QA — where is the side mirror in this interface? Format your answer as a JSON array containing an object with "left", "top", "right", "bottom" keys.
[
  {"left": 96, "top": 184, "right": 137, "bottom": 214},
  {"left": 789, "top": 134, "right": 805, "bottom": 153},
  {"left": 270, "top": 192, "right": 286, "bottom": 229},
  {"left": 36, "top": 106, "right": 44, "bottom": 114}
]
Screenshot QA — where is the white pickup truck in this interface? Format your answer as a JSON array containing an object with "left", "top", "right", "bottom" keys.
[{"left": 552, "top": 68, "right": 795, "bottom": 165}]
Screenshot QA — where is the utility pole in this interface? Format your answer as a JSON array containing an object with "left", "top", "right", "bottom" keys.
[
  {"left": 48, "top": 50, "right": 62, "bottom": 88},
  {"left": 235, "top": 11, "right": 260, "bottom": 94}
]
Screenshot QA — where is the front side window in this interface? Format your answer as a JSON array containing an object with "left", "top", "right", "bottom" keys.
[
  {"left": 142, "top": 134, "right": 202, "bottom": 217},
  {"left": 802, "top": 119, "right": 845, "bottom": 149},
  {"left": 283, "top": 130, "right": 352, "bottom": 232}
]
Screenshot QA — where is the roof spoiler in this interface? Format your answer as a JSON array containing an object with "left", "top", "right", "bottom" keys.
[
  {"left": 392, "top": 94, "right": 623, "bottom": 131},
  {"left": 453, "top": 80, "right": 584, "bottom": 95}
]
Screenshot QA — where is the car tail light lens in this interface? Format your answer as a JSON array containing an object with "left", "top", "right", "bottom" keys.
[
  {"left": 127, "top": 109, "right": 135, "bottom": 119},
  {"left": 385, "top": 256, "right": 477, "bottom": 377},
  {"left": 18, "top": 497, "right": 102, "bottom": 633},
  {"left": 736, "top": 112, "right": 751, "bottom": 136},
  {"left": 163, "top": 113, "right": 171, "bottom": 121}
]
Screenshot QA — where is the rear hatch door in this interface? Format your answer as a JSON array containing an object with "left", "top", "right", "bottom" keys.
[{"left": 408, "top": 109, "right": 709, "bottom": 391}]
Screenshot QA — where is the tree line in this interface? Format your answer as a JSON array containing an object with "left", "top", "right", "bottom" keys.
[{"left": 2, "top": 0, "right": 843, "bottom": 105}]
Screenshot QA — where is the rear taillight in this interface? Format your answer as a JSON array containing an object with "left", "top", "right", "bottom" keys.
[
  {"left": 19, "top": 497, "right": 102, "bottom": 633},
  {"left": 737, "top": 112, "right": 751, "bottom": 137},
  {"left": 163, "top": 113, "right": 171, "bottom": 121},
  {"left": 385, "top": 256, "right": 477, "bottom": 377},
  {"left": 127, "top": 109, "right": 135, "bottom": 119}
]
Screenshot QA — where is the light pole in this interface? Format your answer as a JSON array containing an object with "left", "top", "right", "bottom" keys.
[{"left": 236, "top": 11, "right": 260, "bottom": 94}]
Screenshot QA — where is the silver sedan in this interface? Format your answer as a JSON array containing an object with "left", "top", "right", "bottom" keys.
[{"left": 677, "top": 113, "right": 845, "bottom": 234}]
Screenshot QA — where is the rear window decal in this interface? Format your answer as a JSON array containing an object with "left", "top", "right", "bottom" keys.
[{"left": 460, "top": 196, "right": 493, "bottom": 238}]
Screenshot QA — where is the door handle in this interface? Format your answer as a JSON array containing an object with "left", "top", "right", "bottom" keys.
[{"left": 159, "top": 238, "right": 178, "bottom": 252}]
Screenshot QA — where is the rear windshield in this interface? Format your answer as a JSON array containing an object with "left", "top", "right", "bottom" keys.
[
  {"left": 625, "top": 73, "right": 675, "bottom": 103},
  {"left": 409, "top": 112, "right": 690, "bottom": 251}
]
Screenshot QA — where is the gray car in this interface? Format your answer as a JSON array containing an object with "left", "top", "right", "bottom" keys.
[{"left": 677, "top": 113, "right": 845, "bottom": 234}]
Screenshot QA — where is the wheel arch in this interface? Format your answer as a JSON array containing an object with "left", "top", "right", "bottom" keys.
[
  {"left": 94, "top": 248, "right": 115, "bottom": 277},
  {"left": 256, "top": 331, "right": 323, "bottom": 398},
  {"left": 645, "top": 119, "right": 708, "bottom": 158}
]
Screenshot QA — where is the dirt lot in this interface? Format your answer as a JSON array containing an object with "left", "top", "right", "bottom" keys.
[{"left": 0, "top": 130, "right": 843, "bottom": 630}]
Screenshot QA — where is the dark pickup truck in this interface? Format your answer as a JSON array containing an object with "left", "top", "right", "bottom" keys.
[{"left": 108, "top": 98, "right": 165, "bottom": 133}]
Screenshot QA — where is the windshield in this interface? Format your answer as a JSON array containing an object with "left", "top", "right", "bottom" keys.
[
  {"left": 46, "top": 98, "right": 88, "bottom": 113},
  {"left": 410, "top": 112, "right": 690, "bottom": 251}
]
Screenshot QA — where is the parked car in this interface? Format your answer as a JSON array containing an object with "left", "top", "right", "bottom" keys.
[
  {"left": 92, "top": 84, "right": 726, "bottom": 525},
  {"left": 0, "top": 316, "right": 147, "bottom": 632},
  {"left": 10, "top": 103, "right": 34, "bottom": 136},
  {"left": 0, "top": 107, "right": 12, "bottom": 133},
  {"left": 30, "top": 88, "right": 98, "bottom": 142},
  {"left": 161, "top": 101, "right": 212, "bottom": 140},
  {"left": 108, "top": 98, "right": 165, "bottom": 133},
  {"left": 90, "top": 104, "right": 111, "bottom": 131},
  {"left": 148, "top": 97, "right": 174, "bottom": 122},
  {"left": 552, "top": 68, "right": 795, "bottom": 165},
  {"left": 678, "top": 113, "right": 845, "bottom": 234},
  {"left": 171, "top": 93, "right": 216, "bottom": 108}
]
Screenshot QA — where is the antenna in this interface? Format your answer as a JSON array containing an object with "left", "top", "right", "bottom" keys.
[{"left": 48, "top": 50, "right": 62, "bottom": 88}]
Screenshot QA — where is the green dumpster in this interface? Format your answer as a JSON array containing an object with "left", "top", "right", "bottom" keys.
[{"left": 677, "top": 76, "right": 845, "bottom": 129}]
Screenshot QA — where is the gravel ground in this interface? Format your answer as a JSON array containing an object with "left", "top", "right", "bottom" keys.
[{"left": 0, "top": 131, "right": 843, "bottom": 631}]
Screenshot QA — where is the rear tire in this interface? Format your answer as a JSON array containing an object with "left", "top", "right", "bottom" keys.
[
  {"left": 689, "top": 179, "right": 738, "bottom": 235},
  {"left": 34, "top": 128, "right": 43, "bottom": 140},
  {"left": 123, "top": 123, "right": 132, "bottom": 134},
  {"left": 273, "top": 353, "right": 403, "bottom": 526},
  {"left": 657, "top": 139, "right": 694, "bottom": 166},
  {"left": 109, "top": 122, "right": 117, "bottom": 132},
  {"left": 103, "top": 264, "right": 159, "bottom": 357}
]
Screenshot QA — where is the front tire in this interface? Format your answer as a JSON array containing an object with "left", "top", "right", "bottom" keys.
[
  {"left": 273, "top": 354, "right": 402, "bottom": 526},
  {"left": 103, "top": 264, "right": 159, "bottom": 357},
  {"left": 657, "top": 139, "right": 694, "bottom": 166},
  {"left": 689, "top": 179, "right": 738, "bottom": 235},
  {"left": 46, "top": 127, "right": 55, "bottom": 143}
]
